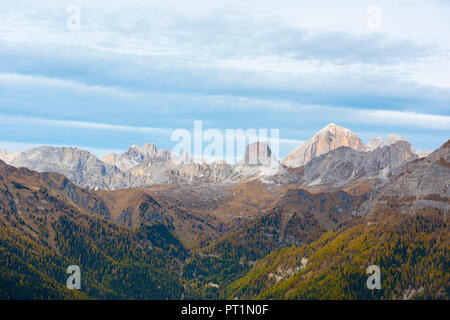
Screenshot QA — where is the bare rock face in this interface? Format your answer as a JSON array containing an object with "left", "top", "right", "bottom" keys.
[
  {"left": 244, "top": 142, "right": 272, "bottom": 166},
  {"left": 171, "top": 149, "right": 194, "bottom": 165},
  {"left": 359, "top": 140, "right": 450, "bottom": 215},
  {"left": 417, "top": 150, "right": 432, "bottom": 158},
  {"left": 7, "top": 146, "right": 123, "bottom": 190},
  {"left": 366, "top": 137, "right": 387, "bottom": 151},
  {"left": 0, "top": 149, "right": 20, "bottom": 163},
  {"left": 366, "top": 134, "right": 408, "bottom": 152},
  {"left": 102, "top": 143, "right": 173, "bottom": 171},
  {"left": 386, "top": 133, "right": 407, "bottom": 145},
  {"left": 302, "top": 140, "right": 418, "bottom": 189},
  {"left": 366, "top": 134, "right": 432, "bottom": 158},
  {"left": 282, "top": 123, "right": 366, "bottom": 168},
  {"left": 101, "top": 152, "right": 132, "bottom": 172}
]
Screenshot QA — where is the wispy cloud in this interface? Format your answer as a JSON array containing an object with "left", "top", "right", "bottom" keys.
[
  {"left": 0, "top": 0, "right": 449, "bottom": 154},
  {"left": 0, "top": 114, "right": 169, "bottom": 134},
  {"left": 353, "top": 110, "right": 450, "bottom": 131}
]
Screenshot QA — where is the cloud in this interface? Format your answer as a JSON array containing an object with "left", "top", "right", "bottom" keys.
[
  {"left": 0, "top": 1, "right": 440, "bottom": 65},
  {"left": 0, "top": 0, "right": 448, "bottom": 117},
  {"left": 0, "top": 114, "right": 169, "bottom": 134},
  {"left": 0, "top": 0, "right": 449, "bottom": 155},
  {"left": 353, "top": 110, "right": 450, "bottom": 130},
  {"left": 0, "top": 73, "right": 128, "bottom": 97}
]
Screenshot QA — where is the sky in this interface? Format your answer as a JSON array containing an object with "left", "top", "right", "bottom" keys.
[{"left": 0, "top": 0, "right": 449, "bottom": 160}]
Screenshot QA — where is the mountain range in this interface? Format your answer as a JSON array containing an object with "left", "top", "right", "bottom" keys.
[
  {"left": 0, "top": 124, "right": 431, "bottom": 191},
  {"left": 0, "top": 123, "right": 448, "bottom": 300}
]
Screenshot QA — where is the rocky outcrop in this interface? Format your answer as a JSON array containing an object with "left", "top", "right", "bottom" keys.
[
  {"left": 366, "top": 134, "right": 407, "bottom": 151},
  {"left": 302, "top": 140, "right": 418, "bottom": 189},
  {"left": 269, "top": 140, "right": 420, "bottom": 191},
  {"left": 417, "top": 150, "right": 432, "bottom": 158},
  {"left": 365, "top": 134, "right": 432, "bottom": 158},
  {"left": 359, "top": 140, "right": 450, "bottom": 215},
  {"left": 6, "top": 146, "right": 123, "bottom": 190},
  {"left": 386, "top": 133, "right": 407, "bottom": 145},
  {"left": 0, "top": 149, "right": 20, "bottom": 163},
  {"left": 102, "top": 143, "right": 177, "bottom": 171},
  {"left": 172, "top": 149, "right": 194, "bottom": 165},
  {"left": 366, "top": 137, "right": 387, "bottom": 151},
  {"left": 243, "top": 142, "right": 279, "bottom": 168},
  {"left": 245, "top": 142, "right": 271, "bottom": 165},
  {"left": 282, "top": 123, "right": 366, "bottom": 168}
]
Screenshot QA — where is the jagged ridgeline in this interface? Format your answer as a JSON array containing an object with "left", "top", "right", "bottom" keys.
[
  {"left": 0, "top": 124, "right": 429, "bottom": 191},
  {"left": 0, "top": 127, "right": 448, "bottom": 300}
]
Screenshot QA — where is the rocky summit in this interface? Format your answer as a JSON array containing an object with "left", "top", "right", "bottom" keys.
[
  {"left": 302, "top": 140, "right": 418, "bottom": 190},
  {"left": 366, "top": 134, "right": 407, "bottom": 151},
  {"left": 359, "top": 139, "right": 450, "bottom": 215},
  {"left": 282, "top": 123, "right": 366, "bottom": 168},
  {"left": 102, "top": 143, "right": 177, "bottom": 171},
  {"left": 243, "top": 142, "right": 279, "bottom": 167},
  {"left": 4, "top": 146, "right": 123, "bottom": 190}
]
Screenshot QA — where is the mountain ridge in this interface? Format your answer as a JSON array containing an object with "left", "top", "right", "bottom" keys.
[{"left": 0, "top": 125, "right": 443, "bottom": 192}]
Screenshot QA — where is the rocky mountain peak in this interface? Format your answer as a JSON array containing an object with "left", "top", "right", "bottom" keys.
[
  {"left": 364, "top": 134, "right": 428, "bottom": 157},
  {"left": 386, "top": 133, "right": 407, "bottom": 145},
  {"left": 244, "top": 142, "right": 272, "bottom": 165},
  {"left": 125, "top": 143, "right": 157, "bottom": 161},
  {"left": 171, "top": 149, "right": 194, "bottom": 165},
  {"left": 417, "top": 150, "right": 432, "bottom": 158},
  {"left": 317, "top": 123, "right": 346, "bottom": 134},
  {"left": 359, "top": 139, "right": 450, "bottom": 216},
  {"left": 0, "top": 149, "right": 20, "bottom": 163},
  {"left": 366, "top": 137, "right": 387, "bottom": 151},
  {"left": 282, "top": 123, "right": 366, "bottom": 168},
  {"left": 424, "top": 139, "right": 450, "bottom": 163},
  {"left": 367, "top": 134, "right": 408, "bottom": 152},
  {"left": 103, "top": 142, "right": 174, "bottom": 171}
]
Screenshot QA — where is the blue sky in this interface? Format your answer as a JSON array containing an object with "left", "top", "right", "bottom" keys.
[{"left": 0, "top": 0, "right": 449, "bottom": 159}]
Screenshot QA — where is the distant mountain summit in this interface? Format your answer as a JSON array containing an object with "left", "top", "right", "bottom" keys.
[
  {"left": 243, "top": 142, "right": 279, "bottom": 167},
  {"left": 102, "top": 143, "right": 177, "bottom": 171},
  {"left": 366, "top": 134, "right": 407, "bottom": 151},
  {"left": 366, "top": 134, "right": 431, "bottom": 158},
  {"left": 282, "top": 123, "right": 366, "bottom": 168},
  {"left": 4, "top": 146, "right": 122, "bottom": 190},
  {"left": 359, "top": 139, "right": 450, "bottom": 215},
  {"left": 0, "top": 149, "right": 19, "bottom": 163}
]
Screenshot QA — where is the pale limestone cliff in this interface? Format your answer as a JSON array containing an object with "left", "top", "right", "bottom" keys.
[{"left": 282, "top": 123, "right": 366, "bottom": 168}]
